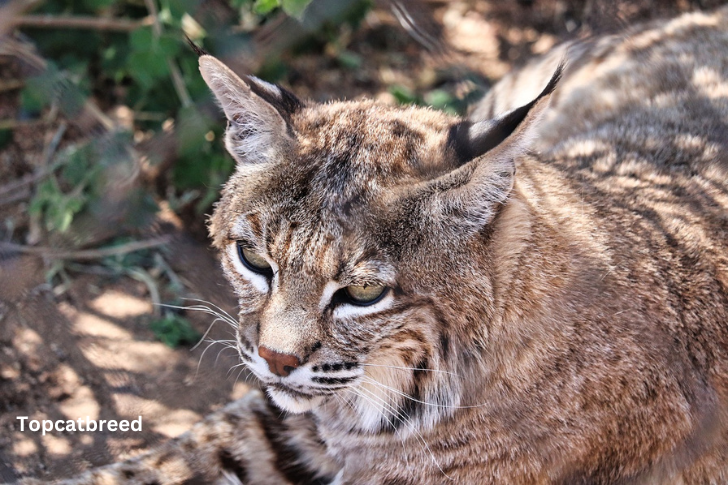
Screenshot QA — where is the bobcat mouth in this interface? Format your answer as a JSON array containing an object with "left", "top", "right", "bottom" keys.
[
  {"left": 270, "top": 383, "right": 317, "bottom": 399},
  {"left": 267, "top": 384, "right": 324, "bottom": 413}
]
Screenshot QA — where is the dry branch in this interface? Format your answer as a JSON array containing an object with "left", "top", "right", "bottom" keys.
[
  {"left": 0, "top": 236, "right": 171, "bottom": 260},
  {"left": 13, "top": 14, "right": 153, "bottom": 31}
]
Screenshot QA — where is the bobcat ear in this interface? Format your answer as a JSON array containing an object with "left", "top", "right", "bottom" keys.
[
  {"left": 198, "top": 55, "right": 303, "bottom": 165},
  {"left": 415, "top": 64, "right": 562, "bottom": 234},
  {"left": 449, "top": 62, "right": 562, "bottom": 164}
]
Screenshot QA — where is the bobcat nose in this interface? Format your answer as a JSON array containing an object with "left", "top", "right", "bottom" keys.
[{"left": 258, "top": 346, "right": 301, "bottom": 377}]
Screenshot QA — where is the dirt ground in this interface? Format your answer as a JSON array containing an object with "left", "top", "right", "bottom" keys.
[{"left": 2, "top": 0, "right": 727, "bottom": 481}]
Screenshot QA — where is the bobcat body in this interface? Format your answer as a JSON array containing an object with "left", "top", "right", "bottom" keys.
[{"left": 26, "top": 6, "right": 728, "bottom": 485}]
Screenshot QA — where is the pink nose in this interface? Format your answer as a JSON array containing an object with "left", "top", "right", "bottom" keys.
[{"left": 258, "top": 346, "right": 301, "bottom": 377}]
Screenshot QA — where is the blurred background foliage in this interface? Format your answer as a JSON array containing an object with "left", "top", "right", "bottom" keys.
[{"left": 16, "top": 0, "right": 380, "bottom": 241}]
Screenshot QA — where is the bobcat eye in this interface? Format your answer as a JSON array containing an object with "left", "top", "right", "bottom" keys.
[
  {"left": 344, "top": 285, "right": 387, "bottom": 306},
  {"left": 237, "top": 242, "right": 272, "bottom": 276}
]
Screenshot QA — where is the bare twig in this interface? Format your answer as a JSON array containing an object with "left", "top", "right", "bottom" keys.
[
  {"left": 13, "top": 14, "right": 153, "bottom": 32},
  {"left": 0, "top": 122, "right": 67, "bottom": 199},
  {"left": 0, "top": 236, "right": 171, "bottom": 260},
  {"left": 0, "top": 118, "right": 47, "bottom": 130},
  {"left": 40, "top": 121, "right": 67, "bottom": 167},
  {"left": 81, "top": 99, "right": 115, "bottom": 131},
  {"left": 0, "top": 187, "right": 30, "bottom": 207},
  {"left": 0, "top": 0, "right": 43, "bottom": 37},
  {"left": 143, "top": 0, "right": 192, "bottom": 107},
  {"left": 0, "top": 79, "right": 24, "bottom": 93},
  {"left": 127, "top": 267, "right": 161, "bottom": 315}
]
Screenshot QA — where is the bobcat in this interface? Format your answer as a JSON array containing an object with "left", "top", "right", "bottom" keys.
[{"left": 22, "top": 6, "right": 728, "bottom": 485}]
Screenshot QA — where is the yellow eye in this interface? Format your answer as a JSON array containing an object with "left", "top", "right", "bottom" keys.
[
  {"left": 345, "top": 285, "right": 387, "bottom": 305},
  {"left": 237, "top": 243, "right": 272, "bottom": 274}
]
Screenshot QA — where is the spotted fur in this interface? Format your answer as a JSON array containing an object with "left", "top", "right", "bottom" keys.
[{"left": 22, "top": 6, "right": 728, "bottom": 485}]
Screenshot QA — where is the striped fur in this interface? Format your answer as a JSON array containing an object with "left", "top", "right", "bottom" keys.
[{"left": 22, "top": 6, "right": 728, "bottom": 484}]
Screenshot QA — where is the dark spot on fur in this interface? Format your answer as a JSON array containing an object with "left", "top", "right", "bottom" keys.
[
  {"left": 252, "top": 404, "right": 332, "bottom": 484},
  {"left": 312, "top": 376, "right": 356, "bottom": 385},
  {"left": 439, "top": 333, "right": 450, "bottom": 361},
  {"left": 219, "top": 449, "right": 249, "bottom": 482},
  {"left": 153, "top": 451, "right": 174, "bottom": 467}
]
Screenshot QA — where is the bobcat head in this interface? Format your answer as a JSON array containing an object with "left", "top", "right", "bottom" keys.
[{"left": 200, "top": 55, "right": 560, "bottom": 430}]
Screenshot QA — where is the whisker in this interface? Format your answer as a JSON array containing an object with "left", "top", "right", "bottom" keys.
[
  {"left": 353, "top": 386, "right": 450, "bottom": 480},
  {"left": 233, "top": 365, "right": 252, "bottom": 389},
  {"left": 361, "top": 376, "right": 484, "bottom": 410},
  {"left": 191, "top": 317, "right": 231, "bottom": 351},
  {"left": 214, "top": 344, "right": 237, "bottom": 366},
  {"left": 347, "top": 388, "right": 402, "bottom": 437},
  {"left": 158, "top": 302, "right": 237, "bottom": 329},
  {"left": 227, "top": 362, "right": 247, "bottom": 377},
  {"left": 361, "top": 363, "right": 458, "bottom": 377},
  {"left": 195, "top": 339, "right": 235, "bottom": 377},
  {"left": 182, "top": 297, "right": 238, "bottom": 323}
]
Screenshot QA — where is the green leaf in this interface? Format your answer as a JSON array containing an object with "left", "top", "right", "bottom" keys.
[
  {"left": 150, "top": 314, "right": 200, "bottom": 347},
  {"left": 424, "top": 89, "right": 458, "bottom": 114},
  {"left": 28, "top": 179, "right": 58, "bottom": 217},
  {"left": 130, "top": 28, "right": 154, "bottom": 52},
  {"left": 230, "top": 0, "right": 252, "bottom": 8},
  {"left": 0, "top": 129, "right": 12, "bottom": 150},
  {"left": 82, "top": 0, "right": 116, "bottom": 12},
  {"left": 158, "top": 34, "right": 181, "bottom": 58},
  {"left": 254, "top": 0, "right": 280, "bottom": 15},
  {"left": 20, "top": 73, "right": 58, "bottom": 114},
  {"left": 281, "top": 0, "right": 310, "bottom": 18},
  {"left": 44, "top": 192, "right": 87, "bottom": 232},
  {"left": 389, "top": 84, "right": 419, "bottom": 106},
  {"left": 176, "top": 105, "right": 213, "bottom": 159},
  {"left": 255, "top": 57, "right": 288, "bottom": 83},
  {"left": 128, "top": 51, "right": 170, "bottom": 89},
  {"left": 57, "top": 77, "right": 89, "bottom": 118},
  {"left": 60, "top": 145, "right": 96, "bottom": 186},
  {"left": 337, "top": 50, "right": 362, "bottom": 69},
  {"left": 161, "top": 0, "right": 199, "bottom": 22}
]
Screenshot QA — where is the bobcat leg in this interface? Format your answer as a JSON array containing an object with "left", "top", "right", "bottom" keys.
[{"left": 19, "top": 390, "right": 339, "bottom": 485}]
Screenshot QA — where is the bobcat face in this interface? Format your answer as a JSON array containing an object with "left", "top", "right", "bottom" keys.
[
  {"left": 201, "top": 55, "right": 560, "bottom": 427},
  {"left": 214, "top": 102, "right": 454, "bottom": 417}
]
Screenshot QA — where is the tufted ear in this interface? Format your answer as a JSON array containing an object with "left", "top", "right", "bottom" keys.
[
  {"left": 411, "top": 64, "right": 562, "bottom": 235},
  {"left": 198, "top": 55, "right": 303, "bottom": 165}
]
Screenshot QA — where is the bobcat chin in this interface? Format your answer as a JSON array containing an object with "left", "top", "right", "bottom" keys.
[{"left": 22, "top": 6, "right": 728, "bottom": 485}]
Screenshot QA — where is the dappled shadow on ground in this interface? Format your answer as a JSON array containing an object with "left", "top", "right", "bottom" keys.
[{"left": 0, "top": 230, "right": 248, "bottom": 480}]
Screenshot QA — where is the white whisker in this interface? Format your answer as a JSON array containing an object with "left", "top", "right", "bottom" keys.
[
  {"left": 361, "top": 363, "right": 458, "bottom": 377},
  {"left": 361, "top": 376, "right": 484, "bottom": 410},
  {"left": 195, "top": 339, "right": 236, "bottom": 377},
  {"left": 182, "top": 297, "right": 238, "bottom": 323},
  {"left": 353, "top": 386, "right": 451, "bottom": 480}
]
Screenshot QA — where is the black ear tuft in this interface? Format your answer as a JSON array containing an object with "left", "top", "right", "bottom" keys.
[
  {"left": 242, "top": 75, "right": 304, "bottom": 119},
  {"left": 185, "top": 35, "right": 208, "bottom": 57},
  {"left": 450, "top": 61, "right": 564, "bottom": 164}
]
